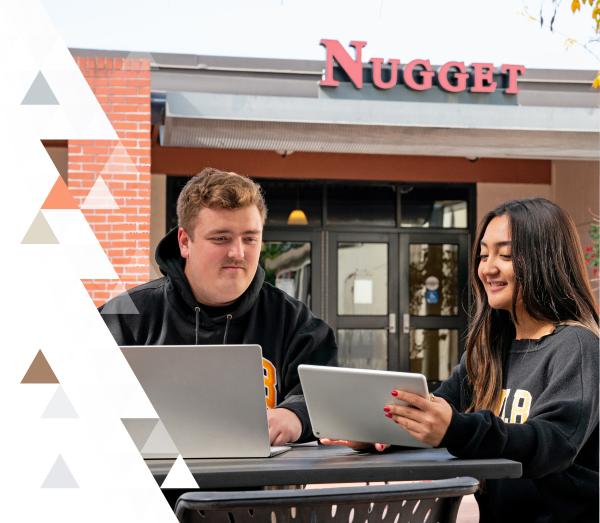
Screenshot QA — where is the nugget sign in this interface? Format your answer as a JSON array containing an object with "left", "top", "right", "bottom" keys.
[{"left": 319, "top": 39, "right": 525, "bottom": 95}]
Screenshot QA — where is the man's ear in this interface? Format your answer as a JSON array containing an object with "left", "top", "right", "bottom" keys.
[{"left": 178, "top": 227, "right": 191, "bottom": 259}]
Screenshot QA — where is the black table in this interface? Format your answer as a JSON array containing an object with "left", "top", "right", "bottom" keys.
[{"left": 147, "top": 444, "right": 522, "bottom": 490}]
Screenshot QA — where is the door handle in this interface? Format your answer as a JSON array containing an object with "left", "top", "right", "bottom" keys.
[
  {"left": 403, "top": 313, "right": 410, "bottom": 334},
  {"left": 388, "top": 313, "right": 396, "bottom": 334}
]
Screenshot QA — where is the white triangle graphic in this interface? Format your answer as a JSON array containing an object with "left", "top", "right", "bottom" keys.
[
  {"left": 140, "top": 420, "right": 179, "bottom": 457},
  {"left": 100, "top": 280, "right": 140, "bottom": 315},
  {"left": 121, "top": 418, "right": 159, "bottom": 451},
  {"left": 42, "top": 209, "right": 118, "bottom": 279},
  {"left": 81, "top": 175, "right": 119, "bottom": 210},
  {"left": 42, "top": 386, "right": 78, "bottom": 418},
  {"left": 98, "top": 142, "right": 139, "bottom": 180},
  {"left": 161, "top": 455, "right": 199, "bottom": 489},
  {"left": 41, "top": 455, "right": 79, "bottom": 488}
]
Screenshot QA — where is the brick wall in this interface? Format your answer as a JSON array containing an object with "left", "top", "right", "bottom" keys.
[{"left": 68, "top": 56, "right": 152, "bottom": 306}]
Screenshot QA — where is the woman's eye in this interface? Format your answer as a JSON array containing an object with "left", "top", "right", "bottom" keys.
[
  {"left": 500, "top": 253, "right": 512, "bottom": 260},
  {"left": 479, "top": 253, "right": 488, "bottom": 260}
]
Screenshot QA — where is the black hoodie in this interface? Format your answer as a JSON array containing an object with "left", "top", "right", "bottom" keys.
[
  {"left": 100, "top": 228, "right": 338, "bottom": 442},
  {"left": 435, "top": 325, "right": 599, "bottom": 523}
]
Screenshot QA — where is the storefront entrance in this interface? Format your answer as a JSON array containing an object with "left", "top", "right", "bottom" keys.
[
  {"left": 167, "top": 177, "right": 473, "bottom": 388},
  {"left": 262, "top": 229, "right": 469, "bottom": 389}
]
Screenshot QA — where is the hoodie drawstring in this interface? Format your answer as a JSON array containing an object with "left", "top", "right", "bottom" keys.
[
  {"left": 194, "top": 307, "right": 201, "bottom": 345},
  {"left": 223, "top": 314, "right": 232, "bottom": 344},
  {"left": 195, "top": 307, "right": 233, "bottom": 345}
]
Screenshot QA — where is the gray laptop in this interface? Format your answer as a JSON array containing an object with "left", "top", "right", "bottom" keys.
[
  {"left": 299, "top": 364, "right": 432, "bottom": 448},
  {"left": 121, "top": 344, "right": 290, "bottom": 459}
]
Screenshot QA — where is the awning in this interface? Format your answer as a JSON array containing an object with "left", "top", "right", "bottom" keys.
[{"left": 162, "top": 91, "right": 600, "bottom": 160}]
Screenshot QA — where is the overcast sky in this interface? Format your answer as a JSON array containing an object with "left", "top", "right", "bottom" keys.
[{"left": 41, "top": 0, "right": 600, "bottom": 70}]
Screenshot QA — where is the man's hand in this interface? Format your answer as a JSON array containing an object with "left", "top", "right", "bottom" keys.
[
  {"left": 267, "top": 408, "right": 302, "bottom": 445},
  {"left": 384, "top": 391, "right": 452, "bottom": 447}
]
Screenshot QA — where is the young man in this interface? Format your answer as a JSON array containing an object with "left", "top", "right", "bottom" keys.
[{"left": 100, "top": 168, "right": 337, "bottom": 444}]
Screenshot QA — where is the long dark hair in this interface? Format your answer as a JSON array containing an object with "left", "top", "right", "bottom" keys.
[{"left": 466, "top": 198, "right": 599, "bottom": 412}]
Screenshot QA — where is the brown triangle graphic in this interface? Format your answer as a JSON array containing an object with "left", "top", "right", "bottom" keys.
[
  {"left": 41, "top": 140, "right": 68, "bottom": 181},
  {"left": 41, "top": 176, "right": 77, "bottom": 210},
  {"left": 21, "top": 350, "right": 59, "bottom": 384}
]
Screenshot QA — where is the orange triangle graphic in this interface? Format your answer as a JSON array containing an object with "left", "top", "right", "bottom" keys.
[
  {"left": 21, "top": 350, "right": 59, "bottom": 384},
  {"left": 41, "top": 176, "right": 77, "bottom": 210}
]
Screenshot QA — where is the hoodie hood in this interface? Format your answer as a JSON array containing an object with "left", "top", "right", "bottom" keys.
[{"left": 155, "top": 227, "right": 265, "bottom": 322}]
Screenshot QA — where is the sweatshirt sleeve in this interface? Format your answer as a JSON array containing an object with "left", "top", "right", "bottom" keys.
[
  {"left": 277, "top": 306, "right": 338, "bottom": 443},
  {"left": 98, "top": 305, "right": 129, "bottom": 345},
  {"left": 440, "top": 329, "right": 599, "bottom": 479},
  {"left": 433, "top": 352, "right": 470, "bottom": 411}
]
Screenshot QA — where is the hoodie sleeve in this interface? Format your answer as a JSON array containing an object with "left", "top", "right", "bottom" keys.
[
  {"left": 440, "top": 328, "right": 599, "bottom": 479},
  {"left": 98, "top": 296, "right": 137, "bottom": 345},
  {"left": 277, "top": 308, "right": 338, "bottom": 443},
  {"left": 433, "top": 352, "right": 470, "bottom": 411}
]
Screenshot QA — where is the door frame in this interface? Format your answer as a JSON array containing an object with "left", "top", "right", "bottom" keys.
[
  {"left": 326, "top": 231, "right": 400, "bottom": 370},
  {"left": 262, "top": 229, "right": 323, "bottom": 316},
  {"left": 399, "top": 232, "right": 470, "bottom": 385}
]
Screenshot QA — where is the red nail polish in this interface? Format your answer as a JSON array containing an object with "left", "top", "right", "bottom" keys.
[
  {"left": 391, "top": 390, "right": 398, "bottom": 397},
  {"left": 385, "top": 412, "right": 392, "bottom": 418},
  {"left": 383, "top": 406, "right": 390, "bottom": 413}
]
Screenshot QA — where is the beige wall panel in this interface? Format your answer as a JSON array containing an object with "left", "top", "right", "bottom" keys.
[
  {"left": 552, "top": 161, "right": 599, "bottom": 287},
  {"left": 476, "top": 183, "right": 552, "bottom": 226},
  {"left": 150, "top": 174, "right": 167, "bottom": 280},
  {"left": 551, "top": 161, "right": 599, "bottom": 227}
]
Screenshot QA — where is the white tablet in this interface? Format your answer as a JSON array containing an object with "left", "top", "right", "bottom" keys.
[{"left": 298, "top": 365, "right": 431, "bottom": 448}]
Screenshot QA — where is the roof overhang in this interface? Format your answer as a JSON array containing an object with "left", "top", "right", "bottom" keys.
[{"left": 162, "top": 91, "right": 600, "bottom": 160}]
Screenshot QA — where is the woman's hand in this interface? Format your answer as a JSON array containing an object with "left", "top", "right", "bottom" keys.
[
  {"left": 320, "top": 438, "right": 390, "bottom": 452},
  {"left": 384, "top": 391, "right": 453, "bottom": 447}
]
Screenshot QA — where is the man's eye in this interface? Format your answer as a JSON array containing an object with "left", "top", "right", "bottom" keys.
[
  {"left": 244, "top": 237, "right": 258, "bottom": 244},
  {"left": 211, "top": 237, "right": 227, "bottom": 242}
]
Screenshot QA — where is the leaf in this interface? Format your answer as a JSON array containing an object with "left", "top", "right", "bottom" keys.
[
  {"left": 593, "top": 71, "right": 600, "bottom": 89},
  {"left": 564, "top": 37, "right": 578, "bottom": 47},
  {"left": 572, "top": 0, "right": 581, "bottom": 13}
]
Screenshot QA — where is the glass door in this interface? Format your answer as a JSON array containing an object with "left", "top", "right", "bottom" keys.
[
  {"left": 261, "top": 230, "right": 321, "bottom": 314},
  {"left": 327, "top": 232, "right": 399, "bottom": 371},
  {"left": 399, "top": 233, "right": 469, "bottom": 389}
]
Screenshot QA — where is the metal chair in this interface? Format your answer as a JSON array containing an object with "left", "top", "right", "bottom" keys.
[{"left": 174, "top": 477, "right": 479, "bottom": 523}]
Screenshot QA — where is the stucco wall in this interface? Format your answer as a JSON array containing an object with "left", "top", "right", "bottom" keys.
[
  {"left": 552, "top": 161, "right": 599, "bottom": 286},
  {"left": 476, "top": 183, "right": 552, "bottom": 225},
  {"left": 476, "top": 161, "right": 599, "bottom": 288}
]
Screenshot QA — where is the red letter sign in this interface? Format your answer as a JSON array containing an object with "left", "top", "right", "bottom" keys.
[
  {"left": 370, "top": 58, "right": 400, "bottom": 90},
  {"left": 501, "top": 64, "right": 526, "bottom": 94},
  {"left": 320, "top": 39, "right": 366, "bottom": 89},
  {"left": 438, "top": 62, "right": 469, "bottom": 93},
  {"left": 471, "top": 63, "right": 497, "bottom": 93},
  {"left": 403, "top": 59, "right": 435, "bottom": 91}
]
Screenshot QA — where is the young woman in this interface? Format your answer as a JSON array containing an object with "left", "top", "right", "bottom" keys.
[{"left": 324, "top": 198, "right": 599, "bottom": 523}]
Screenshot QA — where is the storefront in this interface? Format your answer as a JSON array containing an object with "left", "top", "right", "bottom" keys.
[{"left": 46, "top": 43, "right": 599, "bottom": 387}]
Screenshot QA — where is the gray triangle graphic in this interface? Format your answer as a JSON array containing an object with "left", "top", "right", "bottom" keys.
[
  {"left": 42, "top": 387, "right": 78, "bottom": 419},
  {"left": 41, "top": 455, "right": 79, "bottom": 488},
  {"left": 21, "top": 71, "right": 59, "bottom": 105},
  {"left": 21, "top": 212, "right": 58, "bottom": 244},
  {"left": 100, "top": 291, "right": 139, "bottom": 315},
  {"left": 121, "top": 418, "right": 159, "bottom": 451}
]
